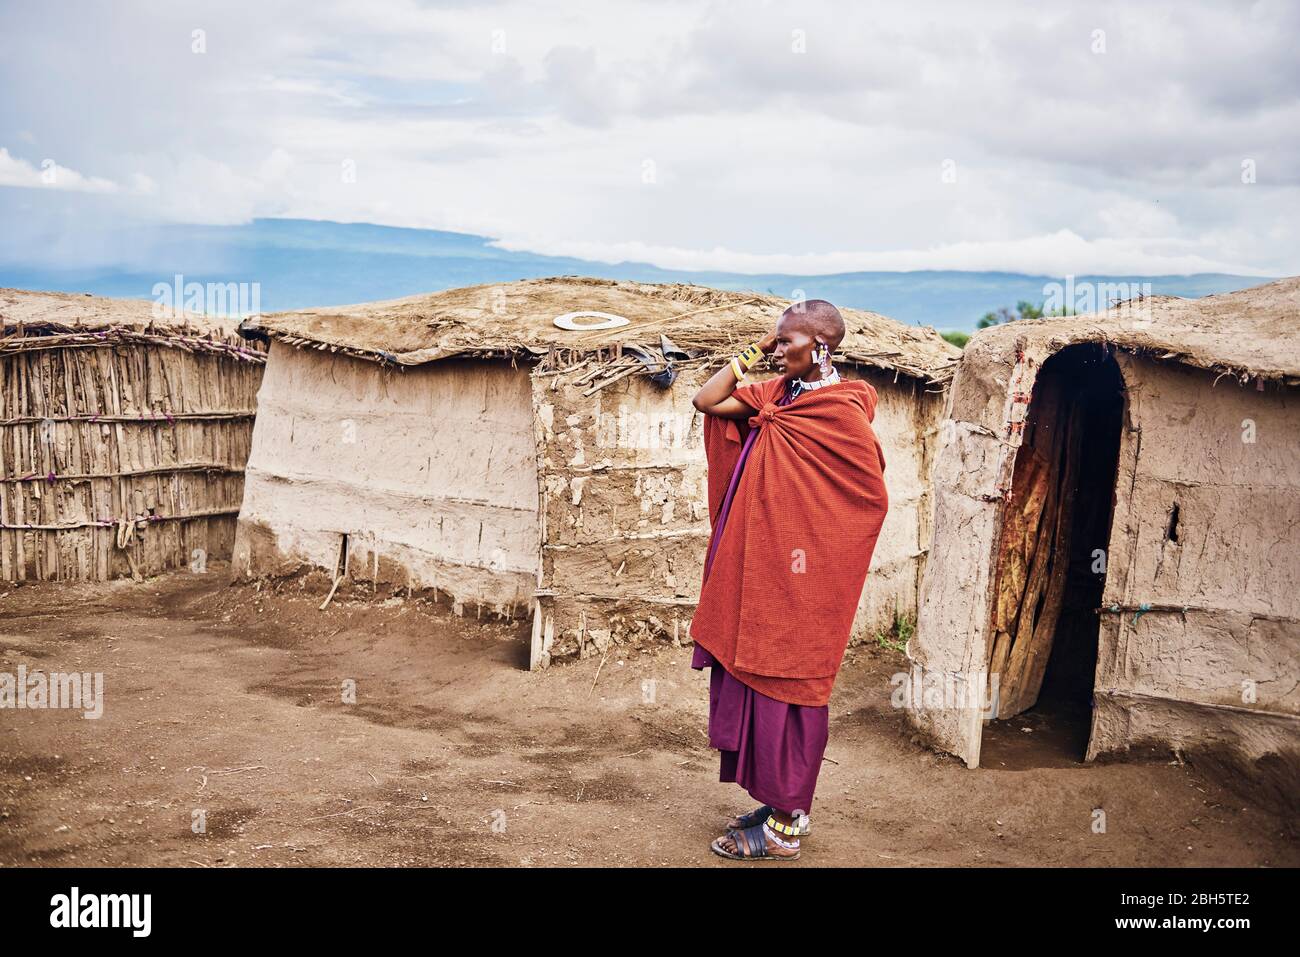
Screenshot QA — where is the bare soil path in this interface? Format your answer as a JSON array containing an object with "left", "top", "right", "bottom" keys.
[{"left": 2, "top": 569, "right": 1294, "bottom": 867}]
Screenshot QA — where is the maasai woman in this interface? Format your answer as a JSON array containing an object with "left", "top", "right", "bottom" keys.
[{"left": 689, "top": 299, "right": 889, "bottom": 862}]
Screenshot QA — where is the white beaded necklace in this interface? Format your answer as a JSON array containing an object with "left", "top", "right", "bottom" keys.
[{"left": 790, "top": 365, "right": 840, "bottom": 398}]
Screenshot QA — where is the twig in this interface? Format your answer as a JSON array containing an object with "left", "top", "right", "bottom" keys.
[
  {"left": 552, "top": 357, "right": 592, "bottom": 376},
  {"left": 319, "top": 575, "right": 344, "bottom": 611},
  {"left": 574, "top": 361, "right": 635, "bottom": 385},
  {"left": 589, "top": 648, "right": 611, "bottom": 695},
  {"left": 583, "top": 365, "right": 642, "bottom": 396}
]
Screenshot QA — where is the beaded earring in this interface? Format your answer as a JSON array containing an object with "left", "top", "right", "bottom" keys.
[{"left": 816, "top": 343, "right": 831, "bottom": 375}]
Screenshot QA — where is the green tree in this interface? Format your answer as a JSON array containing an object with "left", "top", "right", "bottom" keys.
[
  {"left": 977, "top": 306, "right": 1015, "bottom": 329},
  {"left": 941, "top": 330, "right": 970, "bottom": 348},
  {"left": 1016, "top": 299, "right": 1044, "bottom": 320},
  {"left": 977, "top": 300, "right": 1056, "bottom": 329}
]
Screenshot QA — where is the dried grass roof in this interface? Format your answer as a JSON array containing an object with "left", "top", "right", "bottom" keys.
[
  {"left": 1, "top": 288, "right": 244, "bottom": 337},
  {"left": 965, "top": 276, "right": 1300, "bottom": 384},
  {"left": 240, "top": 276, "right": 961, "bottom": 384},
  {"left": 0, "top": 288, "right": 265, "bottom": 364}
]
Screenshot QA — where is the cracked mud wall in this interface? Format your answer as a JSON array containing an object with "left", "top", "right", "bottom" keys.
[
  {"left": 529, "top": 362, "right": 943, "bottom": 667},
  {"left": 233, "top": 343, "right": 539, "bottom": 616},
  {"left": 908, "top": 343, "right": 1030, "bottom": 767},
  {"left": 912, "top": 340, "right": 1110, "bottom": 764},
  {"left": 230, "top": 344, "right": 944, "bottom": 664},
  {"left": 1090, "top": 355, "right": 1299, "bottom": 793}
]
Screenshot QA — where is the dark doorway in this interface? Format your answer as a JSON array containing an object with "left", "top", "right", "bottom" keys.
[{"left": 980, "top": 345, "right": 1124, "bottom": 769}]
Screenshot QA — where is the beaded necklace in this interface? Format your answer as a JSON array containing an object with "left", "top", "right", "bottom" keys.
[{"left": 789, "top": 365, "right": 840, "bottom": 399}]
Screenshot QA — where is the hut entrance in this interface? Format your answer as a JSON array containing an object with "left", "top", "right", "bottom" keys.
[{"left": 981, "top": 344, "right": 1123, "bottom": 767}]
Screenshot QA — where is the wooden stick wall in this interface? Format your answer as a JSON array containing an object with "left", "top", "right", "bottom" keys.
[{"left": 0, "top": 340, "right": 263, "bottom": 580}]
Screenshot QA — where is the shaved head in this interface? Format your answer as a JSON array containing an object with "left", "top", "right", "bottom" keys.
[{"left": 782, "top": 299, "right": 845, "bottom": 350}]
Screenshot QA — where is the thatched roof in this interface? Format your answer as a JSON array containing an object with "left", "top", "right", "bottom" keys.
[
  {"left": 0, "top": 288, "right": 264, "bottom": 362},
  {"left": 963, "top": 276, "right": 1300, "bottom": 385},
  {"left": 238, "top": 276, "right": 961, "bottom": 385}
]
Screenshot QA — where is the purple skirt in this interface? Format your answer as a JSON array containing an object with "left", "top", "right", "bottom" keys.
[{"left": 691, "top": 643, "right": 829, "bottom": 815}]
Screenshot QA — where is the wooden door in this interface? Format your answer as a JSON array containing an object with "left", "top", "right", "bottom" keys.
[{"left": 987, "top": 372, "right": 1085, "bottom": 717}]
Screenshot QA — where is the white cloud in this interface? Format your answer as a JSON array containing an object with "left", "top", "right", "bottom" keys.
[
  {"left": 0, "top": 148, "right": 120, "bottom": 194},
  {"left": 489, "top": 229, "right": 1272, "bottom": 277},
  {"left": 0, "top": 0, "right": 1297, "bottom": 275}
]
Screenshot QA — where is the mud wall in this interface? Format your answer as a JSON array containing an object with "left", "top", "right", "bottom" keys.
[
  {"left": 529, "top": 362, "right": 943, "bottom": 667},
  {"left": 1090, "top": 356, "right": 1300, "bottom": 793},
  {"left": 233, "top": 344, "right": 539, "bottom": 615},
  {"left": 907, "top": 343, "right": 1019, "bottom": 766}
]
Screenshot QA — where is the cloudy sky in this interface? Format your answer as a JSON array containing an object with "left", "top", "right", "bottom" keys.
[{"left": 1, "top": 0, "right": 1297, "bottom": 276}]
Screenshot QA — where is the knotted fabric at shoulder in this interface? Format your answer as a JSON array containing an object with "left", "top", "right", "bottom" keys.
[{"left": 750, "top": 401, "right": 781, "bottom": 427}]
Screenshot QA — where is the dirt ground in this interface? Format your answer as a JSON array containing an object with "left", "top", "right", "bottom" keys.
[{"left": 2, "top": 567, "right": 1295, "bottom": 868}]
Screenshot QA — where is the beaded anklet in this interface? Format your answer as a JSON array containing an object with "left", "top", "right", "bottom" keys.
[
  {"left": 762, "top": 820, "right": 800, "bottom": 850},
  {"left": 766, "top": 814, "right": 802, "bottom": 837}
]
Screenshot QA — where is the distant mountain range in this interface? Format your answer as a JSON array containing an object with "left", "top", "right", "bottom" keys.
[{"left": 0, "top": 218, "right": 1275, "bottom": 332}]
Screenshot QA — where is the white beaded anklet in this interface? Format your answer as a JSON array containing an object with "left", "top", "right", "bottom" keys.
[{"left": 762, "top": 821, "right": 800, "bottom": 850}]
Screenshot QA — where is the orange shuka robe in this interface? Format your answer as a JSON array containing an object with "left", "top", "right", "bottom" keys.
[{"left": 689, "top": 374, "right": 889, "bottom": 707}]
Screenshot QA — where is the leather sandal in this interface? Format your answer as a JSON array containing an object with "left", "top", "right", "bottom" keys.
[{"left": 710, "top": 822, "right": 800, "bottom": 861}]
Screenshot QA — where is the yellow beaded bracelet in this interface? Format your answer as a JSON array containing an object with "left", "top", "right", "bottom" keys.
[
  {"left": 730, "top": 342, "right": 765, "bottom": 380},
  {"left": 736, "top": 342, "right": 764, "bottom": 369}
]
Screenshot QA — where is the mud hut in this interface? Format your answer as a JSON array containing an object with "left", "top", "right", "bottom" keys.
[
  {"left": 0, "top": 289, "right": 266, "bottom": 581},
  {"left": 907, "top": 277, "right": 1300, "bottom": 799},
  {"left": 232, "top": 277, "right": 959, "bottom": 668}
]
